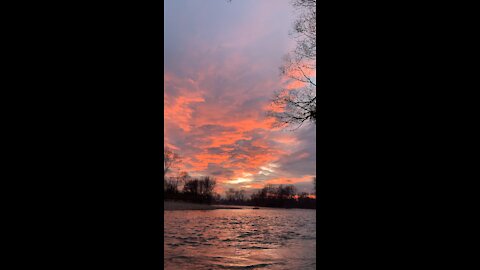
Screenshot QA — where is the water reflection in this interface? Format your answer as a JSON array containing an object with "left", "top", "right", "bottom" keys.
[{"left": 164, "top": 208, "right": 316, "bottom": 269}]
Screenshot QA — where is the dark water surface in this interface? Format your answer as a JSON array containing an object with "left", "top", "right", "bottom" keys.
[{"left": 164, "top": 208, "right": 316, "bottom": 269}]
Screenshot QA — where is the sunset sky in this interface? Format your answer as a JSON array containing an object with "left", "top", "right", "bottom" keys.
[{"left": 164, "top": 0, "right": 316, "bottom": 196}]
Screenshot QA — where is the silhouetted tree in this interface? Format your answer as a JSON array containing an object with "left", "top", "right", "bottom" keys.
[
  {"left": 213, "top": 192, "right": 221, "bottom": 203},
  {"left": 164, "top": 176, "right": 182, "bottom": 200},
  {"left": 164, "top": 147, "right": 180, "bottom": 179},
  {"left": 183, "top": 179, "right": 199, "bottom": 196},
  {"left": 267, "top": 0, "right": 316, "bottom": 130},
  {"left": 297, "top": 192, "right": 315, "bottom": 209},
  {"left": 225, "top": 188, "right": 236, "bottom": 202},
  {"left": 201, "top": 176, "right": 216, "bottom": 201},
  {"left": 183, "top": 176, "right": 217, "bottom": 204},
  {"left": 224, "top": 188, "right": 246, "bottom": 204},
  {"left": 249, "top": 184, "right": 314, "bottom": 209},
  {"left": 175, "top": 171, "right": 190, "bottom": 188}
]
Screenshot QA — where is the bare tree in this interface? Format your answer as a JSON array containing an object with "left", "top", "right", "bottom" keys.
[
  {"left": 164, "top": 147, "right": 180, "bottom": 179},
  {"left": 183, "top": 176, "right": 217, "bottom": 203},
  {"left": 176, "top": 171, "right": 190, "bottom": 188},
  {"left": 164, "top": 176, "right": 180, "bottom": 195},
  {"left": 268, "top": 0, "right": 316, "bottom": 130},
  {"left": 225, "top": 188, "right": 247, "bottom": 204},
  {"left": 201, "top": 176, "right": 216, "bottom": 197},
  {"left": 236, "top": 190, "right": 246, "bottom": 201}
]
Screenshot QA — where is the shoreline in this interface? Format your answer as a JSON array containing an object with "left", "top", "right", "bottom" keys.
[{"left": 164, "top": 201, "right": 244, "bottom": 211}]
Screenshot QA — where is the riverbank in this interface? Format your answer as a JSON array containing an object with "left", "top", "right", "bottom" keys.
[{"left": 164, "top": 201, "right": 244, "bottom": 211}]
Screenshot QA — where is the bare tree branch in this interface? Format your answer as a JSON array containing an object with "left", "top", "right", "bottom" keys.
[
  {"left": 164, "top": 147, "right": 181, "bottom": 179},
  {"left": 267, "top": 0, "right": 316, "bottom": 130}
]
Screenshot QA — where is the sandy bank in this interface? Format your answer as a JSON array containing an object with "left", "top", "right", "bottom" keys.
[{"left": 164, "top": 201, "right": 244, "bottom": 211}]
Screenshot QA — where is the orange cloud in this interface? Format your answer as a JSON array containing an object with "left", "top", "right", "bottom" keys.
[
  {"left": 262, "top": 175, "right": 315, "bottom": 185},
  {"left": 164, "top": 95, "right": 205, "bottom": 132}
]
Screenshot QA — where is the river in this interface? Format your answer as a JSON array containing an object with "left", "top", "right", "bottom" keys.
[{"left": 164, "top": 207, "right": 316, "bottom": 269}]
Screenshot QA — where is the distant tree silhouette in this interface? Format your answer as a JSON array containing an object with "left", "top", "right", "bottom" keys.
[
  {"left": 224, "top": 188, "right": 246, "bottom": 204},
  {"left": 164, "top": 147, "right": 180, "bottom": 179},
  {"left": 213, "top": 192, "right": 221, "bottom": 202},
  {"left": 297, "top": 192, "right": 315, "bottom": 208},
  {"left": 164, "top": 176, "right": 181, "bottom": 199},
  {"left": 267, "top": 0, "right": 316, "bottom": 130},
  {"left": 249, "top": 184, "right": 314, "bottom": 209},
  {"left": 183, "top": 176, "right": 217, "bottom": 204},
  {"left": 175, "top": 171, "right": 190, "bottom": 188}
]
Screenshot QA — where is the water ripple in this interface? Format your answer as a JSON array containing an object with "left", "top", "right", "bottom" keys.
[{"left": 165, "top": 208, "right": 316, "bottom": 270}]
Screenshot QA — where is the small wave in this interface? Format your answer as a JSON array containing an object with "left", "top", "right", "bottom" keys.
[
  {"left": 240, "top": 246, "right": 270, "bottom": 250},
  {"left": 167, "top": 255, "right": 191, "bottom": 260},
  {"left": 238, "top": 233, "right": 253, "bottom": 238},
  {"left": 215, "top": 263, "right": 273, "bottom": 269}
]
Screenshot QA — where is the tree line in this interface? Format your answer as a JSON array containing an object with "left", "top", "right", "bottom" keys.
[
  {"left": 164, "top": 174, "right": 217, "bottom": 204},
  {"left": 164, "top": 147, "right": 316, "bottom": 209},
  {"left": 219, "top": 184, "right": 315, "bottom": 209},
  {"left": 165, "top": 179, "right": 315, "bottom": 209}
]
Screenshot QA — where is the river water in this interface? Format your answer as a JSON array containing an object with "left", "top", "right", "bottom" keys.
[{"left": 164, "top": 208, "right": 316, "bottom": 269}]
